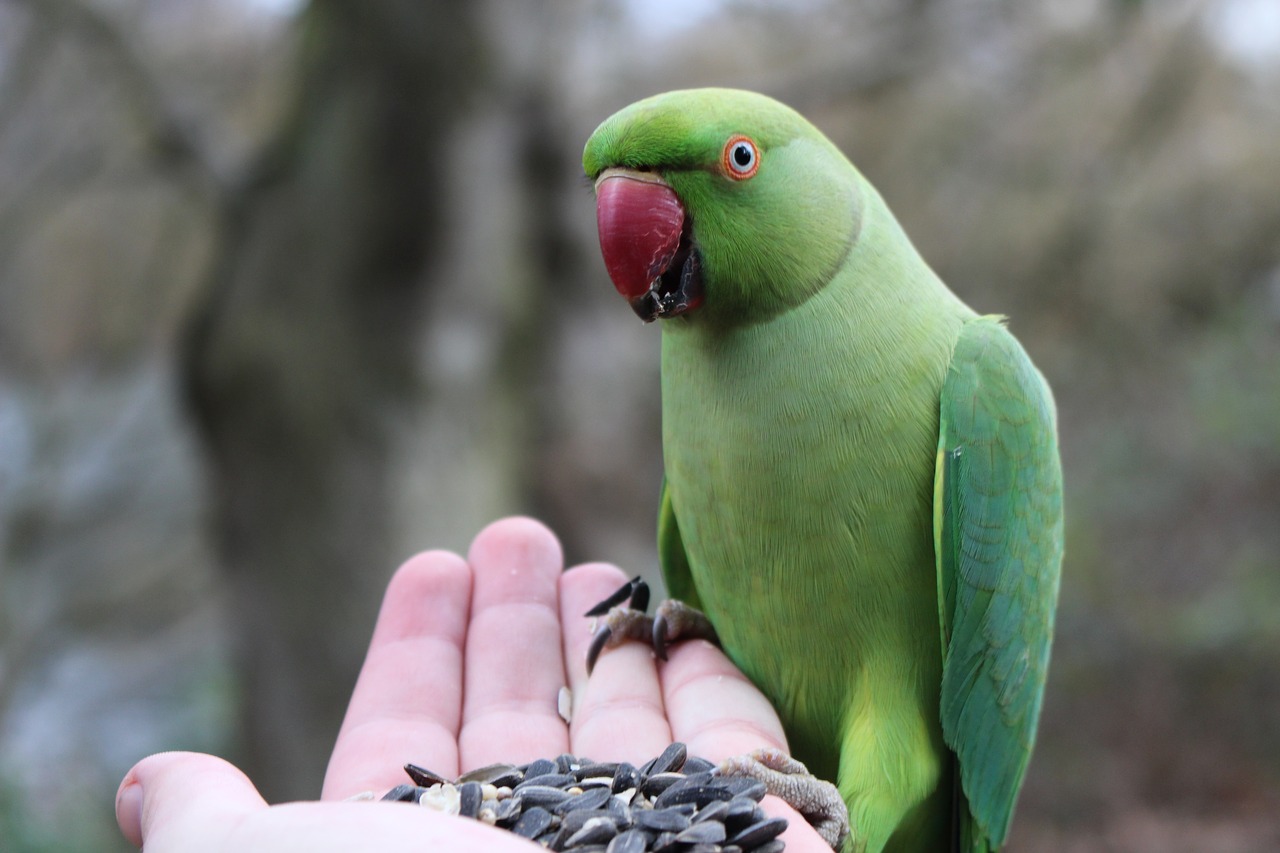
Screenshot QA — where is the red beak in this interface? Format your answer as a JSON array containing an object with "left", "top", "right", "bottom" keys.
[{"left": 594, "top": 171, "right": 701, "bottom": 321}]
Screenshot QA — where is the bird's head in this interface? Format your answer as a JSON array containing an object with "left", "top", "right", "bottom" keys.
[{"left": 583, "top": 88, "right": 863, "bottom": 326}]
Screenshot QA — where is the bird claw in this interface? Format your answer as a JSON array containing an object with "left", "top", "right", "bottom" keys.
[
  {"left": 652, "top": 611, "right": 670, "bottom": 662},
  {"left": 584, "top": 575, "right": 650, "bottom": 617},
  {"left": 584, "top": 578, "right": 720, "bottom": 672},
  {"left": 584, "top": 576, "right": 657, "bottom": 674},
  {"left": 585, "top": 622, "right": 614, "bottom": 674},
  {"left": 718, "top": 749, "right": 850, "bottom": 851},
  {"left": 585, "top": 608, "right": 656, "bottom": 673},
  {"left": 652, "top": 599, "right": 718, "bottom": 661}
]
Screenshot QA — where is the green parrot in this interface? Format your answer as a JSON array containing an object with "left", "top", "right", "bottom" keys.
[{"left": 581, "top": 89, "right": 1063, "bottom": 853}]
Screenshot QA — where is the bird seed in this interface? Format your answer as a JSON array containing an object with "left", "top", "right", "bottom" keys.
[{"left": 381, "top": 743, "right": 786, "bottom": 851}]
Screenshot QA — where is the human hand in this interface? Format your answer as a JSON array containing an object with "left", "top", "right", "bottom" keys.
[{"left": 115, "top": 517, "right": 829, "bottom": 851}]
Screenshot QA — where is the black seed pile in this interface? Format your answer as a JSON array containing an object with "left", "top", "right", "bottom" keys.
[{"left": 379, "top": 742, "right": 787, "bottom": 852}]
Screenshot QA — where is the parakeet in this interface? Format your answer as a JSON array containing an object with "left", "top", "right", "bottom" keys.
[{"left": 581, "top": 89, "right": 1063, "bottom": 853}]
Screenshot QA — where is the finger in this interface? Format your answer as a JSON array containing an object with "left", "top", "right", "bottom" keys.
[
  {"left": 458, "top": 517, "right": 569, "bottom": 769},
  {"left": 765, "top": 798, "right": 834, "bottom": 853},
  {"left": 117, "top": 751, "right": 266, "bottom": 850},
  {"left": 658, "top": 638, "right": 789, "bottom": 763},
  {"left": 323, "top": 549, "right": 471, "bottom": 799},
  {"left": 660, "top": 644, "right": 829, "bottom": 853},
  {"left": 560, "top": 563, "right": 672, "bottom": 764}
]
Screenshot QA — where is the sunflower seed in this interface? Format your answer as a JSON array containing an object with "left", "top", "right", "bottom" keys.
[
  {"left": 518, "top": 784, "right": 574, "bottom": 810},
  {"left": 494, "top": 795, "right": 523, "bottom": 824},
  {"left": 691, "top": 798, "right": 730, "bottom": 824},
  {"left": 675, "top": 819, "right": 726, "bottom": 844},
  {"left": 565, "top": 815, "right": 619, "bottom": 847},
  {"left": 380, "top": 784, "right": 419, "bottom": 803},
  {"left": 512, "top": 805, "right": 556, "bottom": 839},
  {"left": 520, "top": 772, "right": 577, "bottom": 789},
  {"left": 458, "top": 762, "right": 524, "bottom": 788},
  {"left": 579, "top": 777, "right": 615, "bottom": 791},
  {"left": 639, "top": 772, "right": 684, "bottom": 797},
  {"left": 722, "top": 795, "right": 764, "bottom": 831},
  {"left": 633, "top": 807, "right": 691, "bottom": 833},
  {"left": 716, "top": 775, "right": 768, "bottom": 801},
  {"left": 524, "top": 758, "right": 557, "bottom": 778},
  {"left": 660, "top": 784, "right": 732, "bottom": 809},
  {"left": 650, "top": 830, "right": 679, "bottom": 852},
  {"left": 652, "top": 772, "right": 731, "bottom": 809},
  {"left": 612, "top": 763, "right": 641, "bottom": 793},
  {"left": 605, "top": 829, "right": 648, "bottom": 853},
  {"left": 648, "top": 742, "right": 687, "bottom": 775},
  {"left": 404, "top": 763, "right": 448, "bottom": 787},
  {"left": 559, "top": 807, "right": 612, "bottom": 835},
  {"left": 682, "top": 756, "right": 716, "bottom": 775},
  {"left": 458, "top": 781, "right": 483, "bottom": 818},
  {"left": 573, "top": 762, "right": 620, "bottom": 781},
  {"left": 728, "top": 815, "right": 788, "bottom": 847},
  {"left": 605, "top": 793, "right": 632, "bottom": 827},
  {"left": 557, "top": 785, "right": 613, "bottom": 815}
]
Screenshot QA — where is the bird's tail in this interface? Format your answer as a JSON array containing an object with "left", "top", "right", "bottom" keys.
[{"left": 952, "top": 754, "right": 994, "bottom": 853}]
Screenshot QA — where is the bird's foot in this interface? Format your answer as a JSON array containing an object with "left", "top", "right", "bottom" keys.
[
  {"left": 650, "top": 598, "right": 719, "bottom": 660},
  {"left": 718, "top": 749, "right": 850, "bottom": 851},
  {"left": 584, "top": 577, "right": 719, "bottom": 673}
]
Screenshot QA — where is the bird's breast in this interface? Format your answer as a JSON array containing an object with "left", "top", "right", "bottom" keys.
[{"left": 659, "top": 295, "right": 955, "bottom": 769}]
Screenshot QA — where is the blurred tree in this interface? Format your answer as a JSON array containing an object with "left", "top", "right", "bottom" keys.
[{"left": 179, "top": 0, "right": 481, "bottom": 800}]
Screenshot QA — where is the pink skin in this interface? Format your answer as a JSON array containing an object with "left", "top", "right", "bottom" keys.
[{"left": 115, "top": 517, "right": 829, "bottom": 852}]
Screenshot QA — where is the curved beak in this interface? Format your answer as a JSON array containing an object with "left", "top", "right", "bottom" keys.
[{"left": 594, "top": 168, "right": 703, "bottom": 322}]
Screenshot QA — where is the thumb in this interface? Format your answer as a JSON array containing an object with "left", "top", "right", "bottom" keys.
[{"left": 116, "top": 751, "right": 268, "bottom": 850}]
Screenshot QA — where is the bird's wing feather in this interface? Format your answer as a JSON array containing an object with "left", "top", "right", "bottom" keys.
[
  {"left": 934, "top": 316, "right": 1064, "bottom": 850},
  {"left": 658, "top": 478, "right": 702, "bottom": 609}
]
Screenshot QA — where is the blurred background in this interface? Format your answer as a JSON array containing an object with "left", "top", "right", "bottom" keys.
[{"left": 1, "top": 0, "right": 1278, "bottom": 849}]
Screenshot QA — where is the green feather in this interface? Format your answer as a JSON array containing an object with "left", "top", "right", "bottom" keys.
[
  {"left": 657, "top": 478, "right": 701, "bottom": 610},
  {"left": 936, "top": 317, "right": 1063, "bottom": 850}
]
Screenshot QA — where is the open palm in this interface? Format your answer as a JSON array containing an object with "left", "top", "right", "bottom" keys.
[{"left": 116, "top": 517, "right": 828, "bottom": 851}]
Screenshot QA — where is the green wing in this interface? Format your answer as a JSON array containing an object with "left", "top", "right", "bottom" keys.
[
  {"left": 934, "top": 317, "right": 1064, "bottom": 851},
  {"left": 656, "top": 478, "right": 703, "bottom": 609}
]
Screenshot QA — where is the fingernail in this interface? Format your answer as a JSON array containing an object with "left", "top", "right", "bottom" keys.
[{"left": 116, "top": 777, "right": 145, "bottom": 847}]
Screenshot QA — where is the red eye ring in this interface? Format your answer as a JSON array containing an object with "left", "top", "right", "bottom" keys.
[{"left": 722, "top": 135, "right": 759, "bottom": 180}]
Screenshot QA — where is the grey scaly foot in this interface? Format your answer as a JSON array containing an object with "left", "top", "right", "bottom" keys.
[
  {"left": 650, "top": 597, "right": 719, "bottom": 660},
  {"left": 718, "top": 749, "right": 850, "bottom": 851},
  {"left": 584, "top": 578, "right": 720, "bottom": 672}
]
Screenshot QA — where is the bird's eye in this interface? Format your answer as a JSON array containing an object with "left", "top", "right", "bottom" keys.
[{"left": 722, "top": 135, "right": 759, "bottom": 180}]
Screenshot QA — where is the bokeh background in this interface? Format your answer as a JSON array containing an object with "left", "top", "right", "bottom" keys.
[{"left": 1, "top": 0, "right": 1278, "bottom": 850}]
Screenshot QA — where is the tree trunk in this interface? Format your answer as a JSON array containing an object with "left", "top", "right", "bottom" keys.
[{"left": 179, "top": 0, "right": 480, "bottom": 801}]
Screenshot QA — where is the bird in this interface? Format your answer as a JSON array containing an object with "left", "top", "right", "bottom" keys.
[{"left": 580, "top": 88, "right": 1063, "bottom": 853}]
